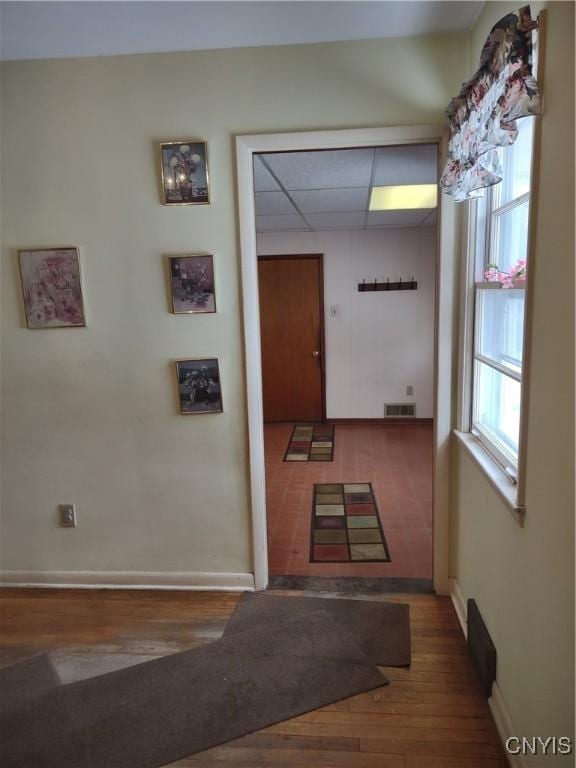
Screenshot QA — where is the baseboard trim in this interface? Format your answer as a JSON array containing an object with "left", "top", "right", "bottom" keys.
[
  {"left": 449, "top": 577, "right": 468, "bottom": 638},
  {"left": 0, "top": 570, "right": 255, "bottom": 592},
  {"left": 326, "top": 418, "right": 433, "bottom": 424},
  {"left": 449, "top": 578, "right": 519, "bottom": 768},
  {"left": 489, "top": 682, "right": 525, "bottom": 768}
]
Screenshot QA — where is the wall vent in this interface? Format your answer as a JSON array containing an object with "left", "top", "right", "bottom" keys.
[
  {"left": 384, "top": 403, "right": 416, "bottom": 417},
  {"left": 467, "top": 599, "right": 497, "bottom": 698}
]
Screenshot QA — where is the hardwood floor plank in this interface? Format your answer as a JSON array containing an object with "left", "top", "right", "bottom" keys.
[
  {"left": 292, "top": 710, "right": 498, "bottom": 733},
  {"left": 0, "top": 588, "right": 506, "bottom": 766},
  {"left": 222, "top": 733, "right": 361, "bottom": 752},
  {"left": 181, "top": 746, "right": 405, "bottom": 766},
  {"left": 405, "top": 756, "right": 508, "bottom": 768},
  {"left": 359, "top": 738, "right": 505, "bottom": 759},
  {"left": 265, "top": 722, "right": 501, "bottom": 745}
]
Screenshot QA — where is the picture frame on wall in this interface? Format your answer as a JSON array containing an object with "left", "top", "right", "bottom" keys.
[
  {"left": 169, "top": 254, "right": 216, "bottom": 314},
  {"left": 18, "top": 247, "right": 86, "bottom": 329},
  {"left": 175, "top": 358, "right": 223, "bottom": 415},
  {"left": 159, "top": 140, "right": 210, "bottom": 205}
]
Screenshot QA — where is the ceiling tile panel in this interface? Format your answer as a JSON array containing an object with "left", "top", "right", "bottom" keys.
[
  {"left": 253, "top": 156, "right": 282, "bottom": 192},
  {"left": 291, "top": 187, "right": 369, "bottom": 213},
  {"left": 261, "top": 149, "right": 374, "bottom": 191},
  {"left": 256, "top": 214, "right": 309, "bottom": 232},
  {"left": 307, "top": 212, "right": 366, "bottom": 230},
  {"left": 254, "top": 191, "right": 297, "bottom": 215},
  {"left": 366, "top": 210, "right": 432, "bottom": 227},
  {"left": 421, "top": 210, "right": 438, "bottom": 226},
  {"left": 372, "top": 144, "right": 438, "bottom": 187}
]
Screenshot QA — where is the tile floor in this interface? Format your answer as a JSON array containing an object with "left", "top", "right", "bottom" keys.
[{"left": 265, "top": 422, "right": 433, "bottom": 578}]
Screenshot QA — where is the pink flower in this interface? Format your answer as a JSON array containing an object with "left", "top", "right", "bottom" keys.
[
  {"left": 484, "top": 265, "right": 504, "bottom": 282},
  {"left": 509, "top": 259, "right": 526, "bottom": 279},
  {"left": 485, "top": 260, "right": 527, "bottom": 288}
]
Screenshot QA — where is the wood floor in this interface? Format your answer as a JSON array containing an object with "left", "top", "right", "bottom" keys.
[{"left": 0, "top": 588, "right": 509, "bottom": 768}]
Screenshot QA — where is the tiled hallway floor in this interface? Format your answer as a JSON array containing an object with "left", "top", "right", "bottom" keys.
[{"left": 265, "top": 423, "right": 433, "bottom": 578}]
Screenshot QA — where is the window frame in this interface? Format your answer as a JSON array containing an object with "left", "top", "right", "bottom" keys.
[
  {"left": 471, "top": 167, "right": 531, "bottom": 478},
  {"left": 455, "top": 16, "right": 543, "bottom": 522},
  {"left": 456, "top": 117, "right": 540, "bottom": 520}
]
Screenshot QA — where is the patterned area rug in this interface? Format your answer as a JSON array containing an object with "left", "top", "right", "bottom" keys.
[
  {"left": 310, "top": 483, "right": 391, "bottom": 563},
  {"left": 284, "top": 424, "right": 335, "bottom": 462}
]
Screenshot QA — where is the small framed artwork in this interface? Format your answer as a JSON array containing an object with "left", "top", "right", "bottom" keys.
[
  {"left": 175, "top": 358, "right": 223, "bottom": 415},
  {"left": 159, "top": 140, "right": 210, "bottom": 205},
  {"left": 169, "top": 254, "right": 216, "bottom": 314},
  {"left": 18, "top": 247, "right": 86, "bottom": 329}
]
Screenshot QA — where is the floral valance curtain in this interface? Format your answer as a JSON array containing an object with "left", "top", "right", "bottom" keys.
[{"left": 440, "top": 5, "right": 542, "bottom": 202}]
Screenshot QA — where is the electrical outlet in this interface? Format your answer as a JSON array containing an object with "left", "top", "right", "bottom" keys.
[
  {"left": 59, "top": 504, "right": 77, "bottom": 527},
  {"left": 406, "top": 385, "right": 414, "bottom": 396}
]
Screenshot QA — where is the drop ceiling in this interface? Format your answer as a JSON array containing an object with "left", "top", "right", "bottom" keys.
[{"left": 254, "top": 144, "right": 438, "bottom": 232}]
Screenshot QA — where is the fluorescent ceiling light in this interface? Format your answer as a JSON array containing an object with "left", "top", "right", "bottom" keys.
[{"left": 369, "top": 184, "right": 438, "bottom": 211}]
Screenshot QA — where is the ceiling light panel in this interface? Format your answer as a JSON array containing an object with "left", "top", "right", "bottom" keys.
[
  {"left": 261, "top": 149, "right": 374, "bottom": 191},
  {"left": 369, "top": 185, "right": 438, "bottom": 211}
]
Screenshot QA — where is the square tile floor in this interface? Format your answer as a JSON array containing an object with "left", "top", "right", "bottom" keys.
[
  {"left": 310, "top": 483, "right": 390, "bottom": 562},
  {"left": 265, "top": 422, "right": 433, "bottom": 578},
  {"left": 284, "top": 423, "right": 335, "bottom": 461}
]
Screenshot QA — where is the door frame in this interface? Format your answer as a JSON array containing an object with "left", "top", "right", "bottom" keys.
[
  {"left": 258, "top": 253, "right": 326, "bottom": 422},
  {"left": 236, "top": 125, "right": 457, "bottom": 594}
]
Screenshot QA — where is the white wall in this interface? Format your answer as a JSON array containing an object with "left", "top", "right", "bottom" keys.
[
  {"left": 450, "top": 2, "right": 575, "bottom": 762},
  {"left": 0, "top": 35, "right": 468, "bottom": 579},
  {"left": 257, "top": 228, "right": 436, "bottom": 418}
]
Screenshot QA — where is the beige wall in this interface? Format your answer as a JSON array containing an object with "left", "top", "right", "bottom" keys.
[
  {"left": 0, "top": 34, "right": 467, "bottom": 576},
  {"left": 451, "top": 2, "right": 575, "bottom": 761}
]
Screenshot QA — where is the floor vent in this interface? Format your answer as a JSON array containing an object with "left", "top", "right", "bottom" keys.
[
  {"left": 467, "top": 599, "right": 497, "bottom": 697},
  {"left": 384, "top": 403, "right": 416, "bottom": 417}
]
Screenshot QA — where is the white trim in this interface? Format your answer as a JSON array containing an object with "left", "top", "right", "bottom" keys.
[
  {"left": 449, "top": 578, "right": 520, "bottom": 768},
  {"left": 474, "top": 353, "right": 522, "bottom": 383},
  {"left": 0, "top": 570, "right": 255, "bottom": 591},
  {"left": 236, "top": 124, "right": 451, "bottom": 595},
  {"left": 456, "top": 202, "right": 475, "bottom": 433},
  {"left": 489, "top": 682, "right": 526, "bottom": 768},
  {"left": 449, "top": 577, "right": 468, "bottom": 638},
  {"left": 454, "top": 430, "right": 524, "bottom": 524},
  {"left": 433, "top": 142, "right": 460, "bottom": 597}
]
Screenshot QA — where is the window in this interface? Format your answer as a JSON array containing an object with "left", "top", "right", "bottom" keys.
[{"left": 469, "top": 116, "right": 535, "bottom": 477}]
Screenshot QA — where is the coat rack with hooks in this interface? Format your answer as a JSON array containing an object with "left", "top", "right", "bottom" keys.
[{"left": 358, "top": 277, "right": 418, "bottom": 292}]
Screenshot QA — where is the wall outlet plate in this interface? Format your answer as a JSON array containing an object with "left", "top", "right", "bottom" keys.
[
  {"left": 406, "top": 385, "right": 414, "bottom": 396},
  {"left": 59, "top": 504, "right": 77, "bottom": 527}
]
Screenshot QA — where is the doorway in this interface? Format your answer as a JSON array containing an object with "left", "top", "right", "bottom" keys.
[
  {"left": 258, "top": 255, "right": 325, "bottom": 422},
  {"left": 236, "top": 125, "right": 455, "bottom": 593}
]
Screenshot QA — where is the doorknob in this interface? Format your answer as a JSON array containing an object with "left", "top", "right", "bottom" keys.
[{"left": 312, "top": 351, "right": 321, "bottom": 357}]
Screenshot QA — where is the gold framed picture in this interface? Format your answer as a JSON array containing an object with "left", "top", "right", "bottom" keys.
[
  {"left": 169, "top": 254, "right": 216, "bottom": 314},
  {"left": 18, "top": 247, "right": 86, "bottom": 329},
  {"left": 159, "top": 140, "right": 210, "bottom": 205},
  {"left": 175, "top": 358, "right": 223, "bottom": 415}
]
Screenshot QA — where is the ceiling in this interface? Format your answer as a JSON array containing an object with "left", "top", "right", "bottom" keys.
[
  {"left": 254, "top": 144, "right": 438, "bottom": 233},
  {"left": 0, "top": 1, "right": 484, "bottom": 61}
]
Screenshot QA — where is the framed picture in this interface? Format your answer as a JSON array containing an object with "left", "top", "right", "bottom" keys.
[
  {"left": 159, "top": 140, "right": 210, "bottom": 205},
  {"left": 175, "top": 358, "right": 223, "bottom": 415},
  {"left": 169, "top": 254, "right": 216, "bottom": 314},
  {"left": 18, "top": 247, "right": 86, "bottom": 329}
]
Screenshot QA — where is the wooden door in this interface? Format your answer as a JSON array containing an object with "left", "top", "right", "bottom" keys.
[{"left": 258, "top": 255, "right": 324, "bottom": 422}]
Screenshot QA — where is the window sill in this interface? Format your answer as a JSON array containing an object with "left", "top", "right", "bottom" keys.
[{"left": 453, "top": 430, "right": 525, "bottom": 526}]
